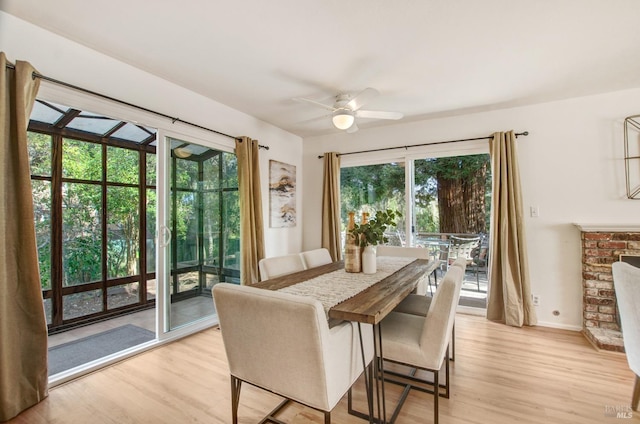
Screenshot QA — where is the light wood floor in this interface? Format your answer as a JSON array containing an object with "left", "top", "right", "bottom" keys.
[{"left": 9, "top": 314, "right": 639, "bottom": 423}]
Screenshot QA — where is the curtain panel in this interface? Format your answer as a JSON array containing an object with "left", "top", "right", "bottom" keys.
[
  {"left": 235, "top": 137, "right": 265, "bottom": 285},
  {"left": 0, "top": 53, "right": 49, "bottom": 421},
  {"left": 321, "top": 152, "right": 342, "bottom": 261},
  {"left": 486, "top": 130, "right": 537, "bottom": 327}
]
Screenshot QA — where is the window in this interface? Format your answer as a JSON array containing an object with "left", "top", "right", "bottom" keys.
[
  {"left": 28, "top": 101, "right": 158, "bottom": 331},
  {"left": 28, "top": 101, "right": 240, "bottom": 332}
]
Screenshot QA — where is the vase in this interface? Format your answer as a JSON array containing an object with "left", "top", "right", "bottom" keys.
[
  {"left": 362, "top": 245, "right": 377, "bottom": 274},
  {"left": 345, "top": 244, "right": 361, "bottom": 273}
]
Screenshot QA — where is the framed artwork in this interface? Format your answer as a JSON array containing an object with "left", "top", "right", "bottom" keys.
[{"left": 269, "top": 160, "right": 296, "bottom": 227}]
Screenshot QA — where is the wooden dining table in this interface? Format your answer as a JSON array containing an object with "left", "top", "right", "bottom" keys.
[{"left": 253, "top": 257, "right": 439, "bottom": 424}]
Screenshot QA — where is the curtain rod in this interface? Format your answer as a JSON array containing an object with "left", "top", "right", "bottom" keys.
[
  {"left": 316, "top": 131, "right": 529, "bottom": 159},
  {"left": 5, "top": 63, "right": 269, "bottom": 150}
]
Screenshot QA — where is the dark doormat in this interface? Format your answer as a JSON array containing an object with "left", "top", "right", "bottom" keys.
[
  {"left": 48, "top": 324, "right": 155, "bottom": 375},
  {"left": 459, "top": 295, "right": 487, "bottom": 309}
]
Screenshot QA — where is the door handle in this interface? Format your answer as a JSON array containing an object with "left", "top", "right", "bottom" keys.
[{"left": 158, "top": 225, "right": 172, "bottom": 248}]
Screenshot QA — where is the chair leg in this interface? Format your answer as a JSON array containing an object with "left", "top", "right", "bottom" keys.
[
  {"left": 632, "top": 374, "right": 640, "bottom": 411},
  {"left": 433, "top": 370, "right": 439, "bottom": 424},
  {"left": 444, "top": 346, "right": 450, "bottom": 398},
  {"left": 324, "top": 411, "right": 331, "bottom": 424},
  {"left": 230, "top": 375, "right": 242, "bottom": 424},
  {"left": 450, "top": 324, "right": 455, "bottom": 362}
]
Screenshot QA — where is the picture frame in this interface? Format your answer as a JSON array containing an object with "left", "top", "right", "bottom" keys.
[{"left": 269, "top": 160, "right": 296, "bottom": 228}]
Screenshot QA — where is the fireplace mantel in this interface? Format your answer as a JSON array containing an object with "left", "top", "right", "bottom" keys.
[{"left": 573, "top": 223, "right": 640, "bottom": 232}]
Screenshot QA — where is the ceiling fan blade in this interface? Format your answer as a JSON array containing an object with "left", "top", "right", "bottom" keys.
[
  {"left": 346, "top": 87, "right": 379, "bottom": 111},
  {"left": 292, "top": 97, "right": 336, "bottom": 112},
  {"left": 346, "top": 123, "right": 359, "bottom": 134},
  {"left": 356, "top": 110, "right": 403, "bottom": 120},
  {"left": 294, "top": 113, "right": 331, "bottom": 125}
]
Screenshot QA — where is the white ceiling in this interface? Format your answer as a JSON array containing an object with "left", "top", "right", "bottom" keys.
[{"left": 3, "top": 0, "right": 640, "bottom": 138}]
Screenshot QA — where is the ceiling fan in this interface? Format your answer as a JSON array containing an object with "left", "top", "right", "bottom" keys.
[{"left": 294, "top": 87, "right": 403, "bottom": 133}]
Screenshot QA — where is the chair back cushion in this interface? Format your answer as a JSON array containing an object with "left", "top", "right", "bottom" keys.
[
  {"left": 213, "top": 283, "right": 331, "bottom": 408},
  {"left": 300, "top": 248, "right": 333, "bottom": 269},
  {"left": 612, "top": 262, "right": 640, "bottom": 376},
  {"left": 214, "top": 283, "right": 373, "bottom": 411},
  {"left": 258, "top": 253, "right": 305, "bottom": 280},
  {"left": 419, "top": 266, "right": 464, "bottom": 369}
]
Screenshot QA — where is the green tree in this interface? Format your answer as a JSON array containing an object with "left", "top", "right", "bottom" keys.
[
  {"left": 418, "top": 155, "right": 490, "bottom": 234},
  {"left": 340, "top": 163, "right": 405, "bottom": 224}
]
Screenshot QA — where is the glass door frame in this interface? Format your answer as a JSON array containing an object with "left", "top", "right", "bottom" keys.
[
  {"left": 338, "top": 143, "right": 490, "bottom": 249},
  {"left": 155, "top": 128, "right": 236, "bottom": 340}
]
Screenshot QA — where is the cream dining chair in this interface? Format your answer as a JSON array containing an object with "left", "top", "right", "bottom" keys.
[
  {"left": 379, "top": 265, "right": 464, "bottom": 424},
  {"left": 213, "top": 283, "right": 374, "bottom": 424},
  {"left": 612, "top": 261, "right": 640, "bottom": 411},
  {"left": 392, "top": 257, "right": 467, "bottom": 363},
  {"left": 300, "top": 248, "right": 333, "bottom": 269},
  {"left": 258, "top": 253, "right": 306, "bottom": 281}
]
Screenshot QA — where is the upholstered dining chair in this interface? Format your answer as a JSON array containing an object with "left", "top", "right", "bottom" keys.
[
  {"left": 379, "top": 265, "right": 464, "bottom": 424},
  {"left": 300, "top": 248, "right": 333, "bottom": 269},
  {"left": 258, "top": 253, "right": 306, "bottom": 281},
  {"left": 393, "top": 257, "right": 467, "bottom": 362},
  {"left": 213, "top": 283, "right": 374, "bottom": 424},
  {"left": 376, "top": 245, "right": 432, "bottom": 295},
  {"left": 612, "top": 261, "right": 640, "bottom": 411}
]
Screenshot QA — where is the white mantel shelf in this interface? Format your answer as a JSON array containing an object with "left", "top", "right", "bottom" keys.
[{"left": 573, "top": 223, "right": 640, "bottom": 232}]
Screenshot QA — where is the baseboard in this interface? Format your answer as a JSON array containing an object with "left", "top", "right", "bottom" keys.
[
  {"left": 455, "top": 308, "right": 582, "bottom": 332},
  {"left": 535, "top": 321, "right": 582, "bottom": 331}
]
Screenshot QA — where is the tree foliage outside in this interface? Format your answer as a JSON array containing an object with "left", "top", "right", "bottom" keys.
[
  {"left": 340, "top": 162, "right": 406, "bottom": 236},
  {"left": 28, "top": 131, "right": 239, "bottom": 312},
  {"left": 415, "top": 155, "right": 491, "bottom": 235},
  {"left": 340, "top": 154, "right": 491, "bottom": 245}
]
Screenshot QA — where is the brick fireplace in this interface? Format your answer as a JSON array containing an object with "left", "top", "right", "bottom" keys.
[{"left": 575, "top": 224, "right": 640, "bottom": 352}]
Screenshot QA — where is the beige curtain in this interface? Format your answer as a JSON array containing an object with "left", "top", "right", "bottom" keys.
[
  {"left": 486, "top": 131, "right": 537, "bottom": 327},
  {"left": 0, "top": 53, "right": 48, "bottom": 421},
  {"left": 321, "top": 152, "right": 342, "bottom": 261},
  {"left": 236, "top": 137, "right": 265, "bottom": 285}
]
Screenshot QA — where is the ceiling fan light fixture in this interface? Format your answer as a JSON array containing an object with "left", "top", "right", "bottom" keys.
[
  {"left": 174, "top": 147, "right": 192, "bottom": 158},
  {"left": 332, "top": 110, "right": 355, "bottom": 130}
]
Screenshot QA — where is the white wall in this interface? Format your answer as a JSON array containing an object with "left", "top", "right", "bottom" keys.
[
  {"left": 5, "top": 10, "right": 640, "bottom": 329},
  {"left": 0, "top": 11, "right": 303, "bottom": 257},
  {"left": 303, "top": 88, "right": 640, "bottom": 330}
]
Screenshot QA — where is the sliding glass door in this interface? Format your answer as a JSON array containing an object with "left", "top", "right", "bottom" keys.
[
  {"left": 339, "top": 152, "right": 491, "bottom": 308},
  {"left": 163, "top": 136, "right": 240, "bottom": 331}
]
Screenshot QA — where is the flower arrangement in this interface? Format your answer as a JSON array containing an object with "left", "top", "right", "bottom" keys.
[{"left": 350, "top": 209, "right": 401, "bottom": 248}]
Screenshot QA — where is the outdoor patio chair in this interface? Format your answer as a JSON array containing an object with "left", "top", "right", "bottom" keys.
[
  {"left": 468, "top": 245, "right": 488, "bottom": 291},
  {"left": 447, "top": 236, "right": 480, "bottom": 269}
]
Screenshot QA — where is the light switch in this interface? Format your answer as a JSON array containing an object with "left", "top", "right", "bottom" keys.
[{"left": 530, "top": 206, "right": 540, "bottom": 218}]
